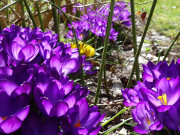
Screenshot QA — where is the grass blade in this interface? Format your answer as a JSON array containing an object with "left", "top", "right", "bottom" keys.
[
  {"left": 163, "top": 31, "right": 180, "bottom": 61},
  {"left": 103, "top": 118, "right": 132, "bottom": 135},
  {"left": 102, "top": 107, "right": 129, "bottom": 127}
]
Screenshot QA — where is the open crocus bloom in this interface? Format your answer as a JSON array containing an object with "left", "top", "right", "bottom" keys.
[
  {"left": 132, "top": 101, "right": 163, "bottom": 134},
  {"left": 142, "top": 77, "right": 180, "bottom": 112},
  {"left": 59, "top": 98, "right": 105, "bottom": 135}
]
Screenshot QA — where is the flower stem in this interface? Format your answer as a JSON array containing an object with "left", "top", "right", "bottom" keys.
[
  {"left": 126, "top": 0, "right": 157, "bottom": 88},
  {"left": 51, "top": 0, "right": 59, "bottom": 42},
  {"left": 130, "top": 0, "right": 140, "bottom": 81},
  {"left": 20, "top": 0, "right": 26, "bottom": 27},
  {"left": 23, "top": 0, "right": 37, "bottom": 28},
  {"left": 94, "top": 0, "right": 115, "bottom": 105},
  {"left": 35, "top": 2, "right": 44, "bottom": 31}
]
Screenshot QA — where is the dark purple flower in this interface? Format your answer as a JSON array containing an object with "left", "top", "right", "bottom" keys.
[
  {"left": 142, "top": 60, "right": 180, "bottom": 88},
  {"left": 21, "top": 111, "right": 59, "bottom": 135},
  {"left": 0, "top": 82, "right": 30, "bottom": 134},
  {"left": 59, "top": 98, "right": 105, "bottom": 135},
  {"left": 132, "top": 101, "right": 163, "bottom": 134},
  {"left": 34, "top": 78, "right": 74, "bottom": 117},
  {"left": 34, "top": 77, "right": 88, "bottom": 118}
]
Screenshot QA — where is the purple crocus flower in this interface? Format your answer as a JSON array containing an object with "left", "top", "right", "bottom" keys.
[
  {"left": 132, "top": 101, "right": 163, "bottom": 134},
  {"left": 59, "top": 98, "right": 105, "bottom": 135},
  {"left": 0, "top": 82, "right": 30, "bottom": 134},
  {"left": 121, "top": 81, "right": 146, "bottom": 106},
  {"left": 34, "top": 77, "right": 74, "bottom": 117},
  {"left": 142, "top": 60, "right": 180, "bottom": 88},
  {"left": 142, "top": 77, "right": 180, "bottom": 112},
  {"left": 34, "top": 77, "right": 89, "bottom": 118}
]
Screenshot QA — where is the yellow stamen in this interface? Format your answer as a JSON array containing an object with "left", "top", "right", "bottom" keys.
[
  {"left": 146, "top": 117, "right": 151, "bottom": 125},
  {"left": 167, "top": 77, "right": 171, "bottom": 80},
  {"left": 74, "top": 120, "right": 81, "bottom": 127},
  {"left": 80, "top": 34, "right": 83, "bottom": 38},
  {"left": 157, "top": 93, "right": 167, "bottom": 105}
]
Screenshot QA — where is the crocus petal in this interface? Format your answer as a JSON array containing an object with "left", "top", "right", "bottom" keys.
[
  {"left": 134, "top": 125, "right": 149, "bottom": 134},
  {"left": 15, "top": 105, "right": 30, "bottom": 121},
  {"left": 76, "top": 98, "right": 89, "bottom": 121},
  {"left": 0, "top": 116, "right": 22, "bottom": 134},
  {"left": 168, "top": 89, "right": 180, "bottom": 105},
  {"left": 149, "top": 121, "right": 163, "bottom": 131},
  {"left": 83, "top": 112, "right": 101, "bottom": 129},
  {"left": 0, "top": 80, "right": 18, "bottom": 95},
  {"left": 49, "top": 101, "right": 69, "bottom": 117},
  {"left": 62, "top": 59, "right": 77, "bottom": 76},
  {"left": 89, "top": 126, "right": 101, "bottom": 135},
  {"left": 40, "top": 97, "right": 53, "bottom": 115},
  {"left": 50, "top": 55, "right": 62, "bottom": 72},
  {"left": 19, "top": 44, "right": 35, "bottom": 62},
  {"left": 64, "top": 81, "right": 73, "bottom": 95},
  {"left": 11, "top": 42, "right": 22, "bottom": 60},
  {"left": 157, "top": 105, "right": 171, "bottom": 112},
  {"left": 64, "top": 94, "right": 76, "bottom": 108}
]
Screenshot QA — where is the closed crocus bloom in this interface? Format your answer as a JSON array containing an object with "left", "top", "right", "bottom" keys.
[
  {"left": 132, "top": 101, "right": 163, "bottom": 134},
  {"left": 142, "top": 77, "right": 180, "bottom": 112},
  {"left": 59, "top": 98, "right": 105, "bottom": 135},
  {"left": 34, "top": 78, "right": 75, "bottom": 117},
  {"left": 0, "top": 81, "right": 30, "bottom": 134},
  {"left": 3, "top": 35, "right": 39, "bottom": 62}
]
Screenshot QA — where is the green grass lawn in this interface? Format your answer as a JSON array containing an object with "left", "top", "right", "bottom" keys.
[{"left": 130, "top": 0, "right": 180, "bottom": 38}]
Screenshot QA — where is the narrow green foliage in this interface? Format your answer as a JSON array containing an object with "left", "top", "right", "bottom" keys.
[
  {"left": 51, "top": 0, "right": 59, "bottom": 41},
  {"left": 94, "top": 0, "right": 115, "bottom": 105},
  {"left": 23, "top": 0, "right": 37, "bottom": 28},
  {"left": 103, "top": 118, "right": 132, "bottom": 135},
  {"left": 35, "top": 2, "right": 44, "bottom": 31},
  {"left": 163, "top": 31, "right": 180, "bottom": 61},
  {"left": 130, "top": 0, "right": 140, "bottom": 81},
  {"left": 102, "top": 107, "right": 129, "bottom": 127},
  {"left": 0, "top": 0, "right": 20, "bottom": 12},
  {"left": 126, "top": 0, "right": 157, "bottom": 88},
  {"left": 20, "top": 0, "right": 26, "bottom": 27}
]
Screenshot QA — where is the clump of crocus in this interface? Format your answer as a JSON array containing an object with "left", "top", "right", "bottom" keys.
[
  {"left": 65, "top": 1, "right": 131, "bottom": 42},
  {"left": 122, "top": 58, "right": 180, "bottom": 134},
  {"left": 71, "top": 41, "right": 95, "bottom": 58},
  {"left": 0, "top": 25, "right": 103, "bottom": 135}
]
